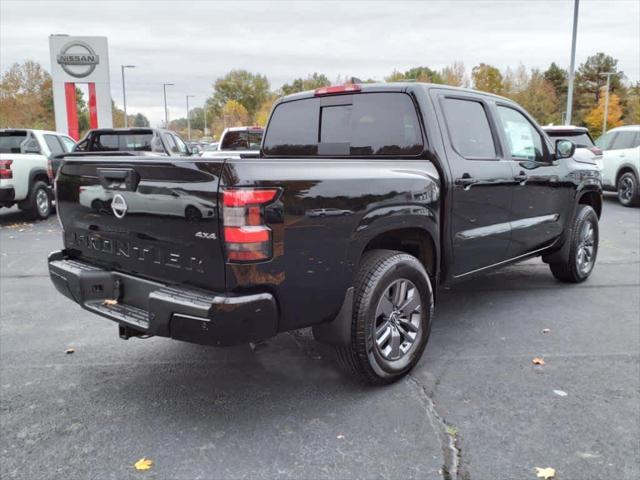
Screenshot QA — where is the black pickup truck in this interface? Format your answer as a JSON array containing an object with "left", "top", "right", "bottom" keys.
[{"left": 48, "top": 83, "right": 602, "bottom": 384}]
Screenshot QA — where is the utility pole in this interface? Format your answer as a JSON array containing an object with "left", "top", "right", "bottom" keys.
[
  {"left": 162, "top": 83, "right": 174, "bottom": 128},
  {"left": 121, "top": 65, "right": 135, "bottom": 128},
  {"left": 600, "top": 72, "right": 616, "bottom": 135},
  {"left": 565, "top": 0, "right": 580, "bottom": 125},
  {"left": 186, "top": 95, "right": 194, "bottom": 140}
]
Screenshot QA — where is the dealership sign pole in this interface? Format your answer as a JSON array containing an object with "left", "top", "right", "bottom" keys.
[{"left": 49, "top": 35, "right": 113, "bottom": 139}]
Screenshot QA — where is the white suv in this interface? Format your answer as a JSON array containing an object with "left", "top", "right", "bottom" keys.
[
  {"left": 596, "top": 125, "right": 640, "bottom": 207},
  {"left": 0, "top": 129, "right": 76, "bottom": 219}
]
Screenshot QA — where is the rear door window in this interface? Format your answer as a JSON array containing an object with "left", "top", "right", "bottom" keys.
[
  {"left": 263, "top": 92, "right": 423, "bottom": 156},
  {"left": 611, "top": 131, "right": 640, "bottom": 149},
  {"left": 44, "top": 134, "right": 65, "bottom": 156},
  {"left": 441, "top": 98, "right": 497, "bottom": 159}
]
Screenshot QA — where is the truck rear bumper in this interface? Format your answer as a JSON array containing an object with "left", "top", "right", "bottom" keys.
[{"left": 48, "top": 250, "right": 278, "bottom": 346}]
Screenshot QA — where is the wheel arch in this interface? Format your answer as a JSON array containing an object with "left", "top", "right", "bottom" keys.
[
  {"left": 577, "top": 189, "right": 602, "bottom": 218},
  {"left": 616, "top": 164, "right": 639, "bottom": 187}
]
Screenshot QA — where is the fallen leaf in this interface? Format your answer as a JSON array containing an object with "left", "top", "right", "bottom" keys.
[
  {"left": 535, "top": 466, "right": 556, "bottom": 479},
  {"left": 134, "top": 458, "right": 153, "bottom": 471},
  {"left": 64, "top": 348, "right": 75, "bottom": 354},
  {"left": 336, "top": 434, "right": 344, "bottom": 439},
  {"left": 542, "top": 328, "right": 550, "bottom": 334},
  {"left": 553, "top": 389, "right": 568, "bottom": 397},
  {"left": 103, "top": 299, "right": 118, "bottom": 306},
  {"left": 532, "top": 357, "right": 545, "bottom": 366}
]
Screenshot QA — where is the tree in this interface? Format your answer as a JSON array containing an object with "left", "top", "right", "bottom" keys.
[
  {"left": 544, "top": 62, "right": 567, "bottom": 98},
  {"left": 210, "top": 70, "right": 270, "bottom": 119},
  {"left": 254, "top": 96, "right": 278, "bottom": 127},
  {"left": 0, "top": 61, "right": 55, "bottom": 129},
  {"left": 503, "top": 68, "right": 557, "bottom": 125},
  {"left": 221, "top": 100, "right": 249, "bottom": 127},
  {"left": 281, "top": 73, "right": 330, "bottom": 95},
  {"left": 441, "top": 62, "right": 467, "bottom": 87},
  {"left": 471, "top": 63, "right": 503, "bottom": 94},
  {"left": 624, "top": 82, "right": 640, "bottom": 124},
  {"left": 133, "top": 112, "right": 150, "bottom": 127},
  {"left": 576, "top": 53, "right": 624, "bottom": 104},
  {"left": 385, "top": 66, "right": 443, "bottom": 83},
  {"left": 585, "top": 87, "right": 624, "bottom": 136}
]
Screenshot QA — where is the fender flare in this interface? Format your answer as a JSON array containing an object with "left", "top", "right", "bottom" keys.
[{"left": 314, "top": 209, "right": 439, "bottom": 347}]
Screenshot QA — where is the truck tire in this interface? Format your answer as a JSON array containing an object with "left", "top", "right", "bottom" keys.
[
  {"left": 24, "top": 180, "right": 52, "bottom": 220},
  {"left": 549, "top": 205, "right": 598, "bottom": 283},
  {"left": 336, "top": 249, "right": 433, "bottom": 385},
  {"left": 617, "top": 172, "right": 640, "bottom": 207}
]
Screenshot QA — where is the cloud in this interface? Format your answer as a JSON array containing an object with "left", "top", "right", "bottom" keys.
[{"left": 1, "top": 0, "right": 638, "bottom": 127}]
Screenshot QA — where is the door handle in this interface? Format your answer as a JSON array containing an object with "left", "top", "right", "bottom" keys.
[
  {"left": 514, "top": 172, "right": 529, "bottom": 184},
  {"left": 455, "top": 174, "right": 478, "bottom": 189}
]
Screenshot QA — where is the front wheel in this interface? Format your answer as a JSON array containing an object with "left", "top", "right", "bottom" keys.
[
  {"left": 336, "top": 249, "right": 433, "bottom": 385},
  {"left": 617, "top": 172, "right": 640, "bottom": 207},
  {"left": 549, "top": 205, "right": 599, "bottom": 283}
]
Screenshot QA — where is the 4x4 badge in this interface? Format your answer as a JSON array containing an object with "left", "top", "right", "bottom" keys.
[{"left": 111, "top": 194, "right": 128, "bottom": 219}]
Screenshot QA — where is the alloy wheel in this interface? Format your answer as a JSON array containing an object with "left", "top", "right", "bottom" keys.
[{"left": 374, "top": 279, "right": 422, "bottom": 361}]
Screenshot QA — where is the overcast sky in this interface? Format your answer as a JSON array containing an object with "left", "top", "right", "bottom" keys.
[{"left": 1, "top": 0, "right": 638, "bottom": 127}]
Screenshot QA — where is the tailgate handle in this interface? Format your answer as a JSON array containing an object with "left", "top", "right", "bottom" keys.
[{"left": 97, "top": 168, "right": 140, "bottom": 191}]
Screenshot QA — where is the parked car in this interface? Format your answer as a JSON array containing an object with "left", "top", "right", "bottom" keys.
[
  {"left": 48, "top": 83, "right": 602, "bottom": 384},
  {"left": 542, "top": 125, "right": 602, "bottom": 165},
  {"left": 73, "top": 128, "right": 195, "bottom": 157},
  {"left": 0, "top": 128, "right": 76, "bottom": 219},
  {"left": 200, "top": 126, "right": 263, "bottom": 158},
  {"left": 596, "top": 125, "right": 640, "bottom": 207}
]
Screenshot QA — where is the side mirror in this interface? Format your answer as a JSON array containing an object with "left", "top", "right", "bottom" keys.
[{"left": 555, "top": 139, "right": 575, "bottom": 159}]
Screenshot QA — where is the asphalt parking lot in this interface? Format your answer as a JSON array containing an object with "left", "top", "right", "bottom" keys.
[{"left": 1, "top": 194, "right": 638, "bottom": 480}]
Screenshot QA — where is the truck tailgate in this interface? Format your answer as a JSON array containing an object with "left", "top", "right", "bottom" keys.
[{"left": 56, "top": 157, "right": 225, "bottom": 291}]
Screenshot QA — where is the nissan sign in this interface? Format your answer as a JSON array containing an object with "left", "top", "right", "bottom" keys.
[{"left": 56, "top": 40, "right": 99, "bottom": 78}]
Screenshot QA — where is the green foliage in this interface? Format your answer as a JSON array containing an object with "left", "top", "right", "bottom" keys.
[
  {"left": 385, "top": 66, "right": 443, "bottom": 84},
  {"left": 210, "top": 70, "right": 270, "bottom": 118},
  {"left": 281, "top": 73, "right": 330, "bottom": 95},
  {"left": 471, "top": 63, "right": 504, "bottom": 94},
  {"left": 133, "top": 112, "right": 150, "bottom": 127}
]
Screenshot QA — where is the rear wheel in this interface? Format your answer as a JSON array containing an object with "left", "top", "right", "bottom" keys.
[
  {"left": 549, "top": 205, "right": 599, "bottom": 283},
  {"left": 336, "top": 249, "right": 433, "bottom": 385},
  {"left": 23, "top": 181, "right": 52, "bottom": 220},
  {"left": 617, "top": 172, "right": 640, "bottom": 207}
]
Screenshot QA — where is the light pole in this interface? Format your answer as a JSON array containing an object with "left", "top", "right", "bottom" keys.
[
  {"left": 163, "top": 83, "right": 174, "bottom": 128},
  {"left": 121, "top": 65, "right": 135, "bottom": 128},
  {"left": 186, "top": 95, "right": 195, "bottom": 141},
  {"left": 565, "top": 0, "right": 580, "bottom": 125},
  {"left": 600, "top": 72, "right": 616, "bottom": 135}
]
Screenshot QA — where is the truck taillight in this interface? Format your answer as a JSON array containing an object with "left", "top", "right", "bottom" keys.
[
  {"left": 222, "top": 187, "right": 279, "bottom": 262},
  {"left": 0, "top": 160, "right": 13, "bottom": 179},
  {"left": 47, "top": 159, "right": 54, "bottom": 182}
]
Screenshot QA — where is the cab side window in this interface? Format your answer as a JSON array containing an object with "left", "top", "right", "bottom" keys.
[
  {"left": 172, "top": 134, "right": 189, "bottom": 155},
  {"left": 59, "top": 136, "right": 76, "bottom": 152},
  {"left": 441, "top": 97, "right": 497, "bottom": 159},
  {"left": 496, "top": 106, "right": 545, "bottom": 162}
]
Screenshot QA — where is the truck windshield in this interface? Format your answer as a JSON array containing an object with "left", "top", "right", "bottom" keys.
[
  {"left": 78, "top": 132, "right": 154, "bottom": 152},
  {"left": 0, "top": 131, "right": 28, "bottom": 153},
  {"left": 221, "top": 131, "right": 263, "bottom": 151},
  {"left": 263, "top": 92, "right": 423, "bottom": 157}
]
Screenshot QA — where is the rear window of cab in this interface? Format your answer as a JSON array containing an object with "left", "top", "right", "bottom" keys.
[{"left": 263, "top": 92, "right": 424, "bottom": 157}]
